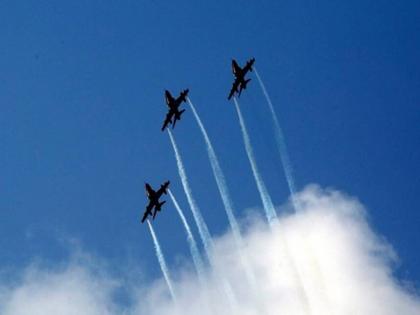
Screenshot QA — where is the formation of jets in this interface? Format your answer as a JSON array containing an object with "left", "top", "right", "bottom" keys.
[{"left": 142, "top": 58, "right": 255, "bottom": 223}]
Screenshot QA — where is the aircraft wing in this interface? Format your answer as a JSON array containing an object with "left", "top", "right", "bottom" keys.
[
  {"left": 243, "top": 58, "right": 255, "bottom": 74},
  {"left": 177, "top": 89, "right": 189, "bottom": 105},
  {"left": 156, "top": 182, "right": 169, "bottom": 198},
  {"left": 145, "top": 183, "right": 155, "bottom": 198},
  {"left": 161, "top": 111, "right": 173, "bottom": 131},
  {"left": 228, "top": 79, "right": 240, "bottom": 100},
  {"left": 156, "top": 187, "right": 164, "bottom": 198},
  {"left": 165, "top": 91, "right": 175, "bottom": 108},
  {"left": 232, "top": 60, "right": 242, "bottom": 76}
]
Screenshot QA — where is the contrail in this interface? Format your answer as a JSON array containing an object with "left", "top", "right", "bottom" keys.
[
  {"left": 187, "top": 98, "right": 258, "bottom": 289},
  {"left": 187, "top": 98, "right": 242, "bottom": 245},
  {"left": 146, "top": 220, "right": 177, "bottom": 302},
  {"left": 168, "top": 189, "right": 205, "bottom": 280},
  {"left": 167, "top": 129, "right": 213, "bottom": 260},
  {"left": 233, "top": 97, "right": 277, "bottom": 223},
  {"left": 254, "top": 68, "right": 333, "bottom": 314},
  {"left": 234, "top": 97, "right": 312, "bottom": 315},
  {"left": 254, "top": 67, "right": 298, "bottom": 208},
  {"left": 167, "top": 130, "right": 239, "bottom": 312}
]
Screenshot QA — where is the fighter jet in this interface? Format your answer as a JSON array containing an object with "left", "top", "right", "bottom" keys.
[
  {"left": 228, "top": 58, "right": 255, "bottom": 100},
  {"left": 141, "top": 181, "right": 170, "bottom": 223},
  {"left": 161, "top": 89, "right": 189, "bottom": 131}
]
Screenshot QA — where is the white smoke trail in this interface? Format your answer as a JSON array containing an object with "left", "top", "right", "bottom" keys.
[
  {"left": 146, "top": 220, "right": 177, "bottom": 302},
  {"left": 168, "top": 189, "right": 205, "bottom": 280},
  {"left": 254, "top": 67, "right": 298, "bottom": 207},
  {"left": 233, "top": 98, "right": 277, "bottom": 223},
  {"left": 167, "top": 130, "right": 213, "bottom": 259},
  {"left": 167, "top": 130, "right": 238, "bottom": 313},
  {"left": 187, "top": 99, "right": 241, "bottom": 245},
  {"left": 253, "top": 68, "right": 332, "bottom": 314},
  {"left": 187, "top": 98, "right": 258, "bottom": 290},
  {"left": 234, "top": 97, "right": 312, "bottom": 315}
]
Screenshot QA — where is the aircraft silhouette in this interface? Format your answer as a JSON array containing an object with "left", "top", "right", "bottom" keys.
[
  {"left": 228, "top": 58, "right": 255, "bottom": 100},
  {"left": 161, "top": 89, "right": 189, "bottom": 131},
  {"left": 141, "top": 181, "right": 170, "bottom": 223}
]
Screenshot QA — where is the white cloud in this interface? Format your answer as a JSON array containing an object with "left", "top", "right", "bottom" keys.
[{"left": 1, "top": 185, "right": 419, "bottom": 315}]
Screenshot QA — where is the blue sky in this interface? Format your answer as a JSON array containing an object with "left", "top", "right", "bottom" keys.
[{"left": 0, "top": 0, "right": 419, "bottom": 289}]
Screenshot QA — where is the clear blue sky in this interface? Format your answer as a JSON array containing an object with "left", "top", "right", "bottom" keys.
[{"left": 0, "top": 0, "right": 419, "bottom": 286}]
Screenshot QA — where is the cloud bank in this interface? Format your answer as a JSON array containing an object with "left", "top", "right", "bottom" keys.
[{"left": 1, "top": 185, "right": 419, "bottom": 315}]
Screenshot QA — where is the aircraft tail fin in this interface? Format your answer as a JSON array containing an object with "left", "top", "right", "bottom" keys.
[
  {"left": 172, "top": 109, "right": 185, "bottom": 129},
  {"left": 238, "top": 79, "right": 251, "bottom": 97},
  {"left": 153, "top": 201, "right": 166, "bottom": 220},
  {"left": 178, "top": 109, "right": 186, "bottom": 118},
  {"left": 157, "top": 201, "right": 166, "bottom": 211}
]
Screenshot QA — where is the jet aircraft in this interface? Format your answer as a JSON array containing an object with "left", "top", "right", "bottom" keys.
[
  {"left": 161, "top": 89, "right": 189, "bottom": 131},
  {"left": 228, "top": 58, "right": 255, "bottom": 100},
  {"left": 141, "top": 181, "right": 170, "bottom": 223}
]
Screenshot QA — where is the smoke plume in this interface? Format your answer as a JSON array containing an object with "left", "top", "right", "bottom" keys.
[{"left": 1, "top": 185, "right": 418, "bottom": 315}]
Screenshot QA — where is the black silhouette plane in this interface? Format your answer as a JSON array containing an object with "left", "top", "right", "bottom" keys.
[
  {"left": 141, "top": 181, "right": 170, "bottom": 223},
  {"left": 228, "top": 58, "right": 255, "bottom": 100},
  {"left": 161, "top": 89, "right": 189, "bottom": 131}
]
